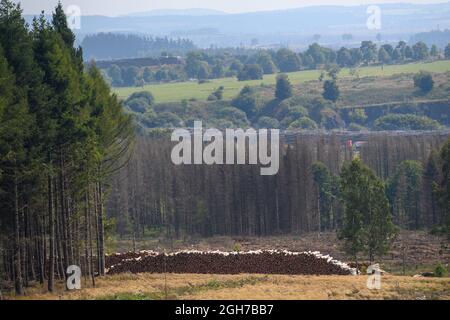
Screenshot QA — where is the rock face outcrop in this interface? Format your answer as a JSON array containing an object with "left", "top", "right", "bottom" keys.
[{"left": 106, "top": 250, "right": 357, "bottom": 276}]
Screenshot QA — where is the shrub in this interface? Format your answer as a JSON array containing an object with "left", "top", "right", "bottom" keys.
[
  {"left": 275, "top": 74, "right": 293, "bottom": 100},
  {"left": 237, "top": 64, "right": 263, "bottom": 81},
  {"left": 434, "top": 263, "right": 448, "bottom": 277},
  {"left": 414, "top": 71, "right": 434, "bottom": 93},
  {"left": 445, "top": 43, "right": 450, "bottom": 59},
  {"left": 320, "top": 108, "right": 344, "bottom": 130},
  {"left": 287, "top": 105, "right": 309, "bottom": 120},
  {"left": 217, "top": 107, "right": 250, "bottom": 127},
  {"left": 348, "top": 123, "right": 367, "bottom": 131},
  {"left": 374, "top": 114, "right": 441, "bottom": 131},
  {"left": 209, "top": 86, "right": 224, "bottom": 101},
  {"left": 126, "top": 91, "right": 154, "bottom": 106},
  {"left": 231, "top": 86, "right": 260, "bottom": 117},
  {"left": 126, "top": 98, "right": 149, "bottom": 113},
  {"left": 288, "top": 117, "right": 318, "bottom": 130},
  {"left": 348, "top": 109, "right": 368, "bottom": 125},
  {"left": 323, "top": 80, "right": 340, "bottom": 102},
  {"left": 152, "top": 112, "right": 184, "bottom": 128},
  {"left": 257, "top": 116, "right": 280, "bottom": 129}
]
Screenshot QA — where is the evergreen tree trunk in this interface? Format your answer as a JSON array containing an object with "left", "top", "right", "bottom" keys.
[
  {"left": 47, "top": 176, "right": 55, "bottom": 292},
  {"left": 97, "top": 182, "right": 105, "bottom": 276},
  {"left": 13, "top": 176, "right": 24, "bottom": 295}
]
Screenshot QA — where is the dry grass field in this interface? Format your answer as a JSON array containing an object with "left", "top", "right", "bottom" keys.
[
  {"left": 3, "top": 231, "right": 447, "bottom": 300},
  {"left": 7, "top": 273, "right": 449, "bottom": 300}
]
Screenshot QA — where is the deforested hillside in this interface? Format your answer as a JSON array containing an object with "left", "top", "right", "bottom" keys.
[{"left": 106, "top": 131, "right": 450, "bottom": 238}]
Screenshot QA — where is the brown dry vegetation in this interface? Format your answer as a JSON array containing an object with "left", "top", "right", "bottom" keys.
[
  {"left": 5, "top": 273, "right": 449, "bottom": 300},
  {"left": 111, "top": 230, "right": 449, "bottom": 274},
  {"left": 4, "top": 230, "right": 447, "bottom": 300},
  {"left": 258, "top": 71, "right": 450, "bottom": 107}
]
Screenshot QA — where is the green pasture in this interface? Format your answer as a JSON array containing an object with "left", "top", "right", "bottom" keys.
[{"left": 113, "top": 60, "right": 450, "bottom": 103}]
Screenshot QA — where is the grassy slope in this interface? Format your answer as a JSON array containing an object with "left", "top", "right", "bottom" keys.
[{"left": 113, "top": 60, "right": 450, "bottom": 103}]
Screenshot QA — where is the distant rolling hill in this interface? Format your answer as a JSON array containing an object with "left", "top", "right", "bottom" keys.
[
  {"left": 125, "top": 8, "right": 228, "bottom": 17},
  {"left": 25, "top": 2, "right": 450, "bottom": 48}
]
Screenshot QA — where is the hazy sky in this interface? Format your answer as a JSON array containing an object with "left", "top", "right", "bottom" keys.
[{"left": 15, "top": 0, "right": 448, "bottom": 16}]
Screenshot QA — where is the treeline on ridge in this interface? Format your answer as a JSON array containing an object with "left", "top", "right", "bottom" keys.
[
  {"left": 103, "top": 40, "right": 450, "bottom": 87},
  {"left": 81, "top": 33, "right": 197, "bottom": 61}
]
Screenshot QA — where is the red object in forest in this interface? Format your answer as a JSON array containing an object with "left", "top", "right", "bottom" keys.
[{"left": 347, "top": 140, "right": 353, "bottom": 148}]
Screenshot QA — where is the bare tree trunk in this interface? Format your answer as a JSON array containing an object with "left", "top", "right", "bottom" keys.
[
  {"left": 13, "top": 176, "right": 24, "bottom": 295},
  {"left": 97, "top": 182, "right": 105, "bottom": 276},
  {"left": 48, "top": 176, "right": 55, "bottom": 292}
]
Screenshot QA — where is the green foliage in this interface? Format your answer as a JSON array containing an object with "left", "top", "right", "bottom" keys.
[
  {"left": 287, "top": 105, "right": 308, "bottom": 120},
  {"left": 288, "top": 117, "right": 318, "bottom": 130},
  {"left": 348, "top": 123, "right": 366, "bottom": 132},
  {"left": 143, "top": 67, "right": 153, "bottom": 83},
  {"left": 337, "top": 47, "right": 352, "bottom": 67},
  {"left": 387, "top": 161, "right": 424, "bottom": 228},
  {"left": 360, "top": 41, "right": 377, "bottom": 65},
  {"left": 216, "top": 107, "right": 249, "bottom": 128},
  {"left": 275, "top": 74, "right": 293, "bottom": 100},
  {"left": 430, "top": 45, "right": 438, "bottom": 57},
  {"left": 232, "top": 85, "right": 260, "bottom": 117},
  {"left": 237, "top": 64, "right": 263, "bottom": 81},
  {"left": 412, "top": 41, "right": 429, "bottom": 61},
  {"left": 348, "top": 109, "right": 368, "bottom": 125},
  {"left": 276, "top": 48, "right": 301, "bottom": 72},
  {"left": 312, "top": 162, "right": 340, "bottom": 230},
  {"left": 445, "top": 43, "right": 450, "bottom": 59},
  {"left": 108, "top": 65, "right": 123, "bottom": 86},
  {"left": 339, "top": 158, "right": 397, "bottom": 262},
  {"left": 438, "top": 138, "right": 450, "bottom": 239},
  {"left": 126, "top": 98, "right": 149, "bottom": 113},
  {"left": 208, "top": 86, "right": 224, "bottom": 101},
  {"left": 322, "top": 80, "right": 340, "bottom": 102},
  {"left": 378, "top": 47, "right": 391, "bottom": 64},
  {"left": 320, "top": 107, "right": 344, "bottom": 130},
  {"left": 256, "top": 51, "right": 277, "bottom": 74},
  {"left": 127, "top": 91, "right": 155, "bottom": 105},
  {"left": 413, "top": 71, "right": 434, "bottom": 93},
  {"left": 434, "top": 263, "right": 448, "bottom": 277},
  {"left": 374, "top": 114, "right": 441, "bottom": 131},
  {"left": 257, "top": 116, "right": 280, "bottom": 129},
  {"left": 233, "top": 243, "right": 242, "bottom": 252},
  {"left": 151, "top": 112, "right": 184, "bottom": 128},
  {"left": 0, "top": 0, "right": 135, "bottom": 294}
]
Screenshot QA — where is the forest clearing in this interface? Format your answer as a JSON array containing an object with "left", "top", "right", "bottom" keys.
[
  {"left": 114, "top": 60, "right": 450, "bottom": 102},
  {"left": 4, "top": 230, "right": 448, "bottom": 300},
  {"left": 5, "top": 273, "right": 450, "bottom": 300},
  {"left": 1, "top": 1, "right": 449, "bottom": 305}
]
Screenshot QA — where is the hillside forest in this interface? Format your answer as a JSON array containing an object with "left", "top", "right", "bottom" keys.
[{"left": 0, "top": 1, "right": 449, "bottom": 298}]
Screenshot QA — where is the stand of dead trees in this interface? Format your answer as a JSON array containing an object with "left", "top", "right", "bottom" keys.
[
  {"left": 107, "top": 131, "right": 449, "bottom": 239},
  {"left": 0, "top": 2, "right": 135, "bottom": 295}
]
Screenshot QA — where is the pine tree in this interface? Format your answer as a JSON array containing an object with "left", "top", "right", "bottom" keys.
[
  {"left": 387, "top": 160, "right": 423, "bottom": 228},
  {"left": 0, "top": 1, "right": 135, "bottom": 293},
  {"left": 0, "top": 44, "right": 33, "bottom": 295},
  {"left": 275, "top": 74, "right": 293, "bottom": 100},
  {"left": 339, "top": 158, "right": 397, "bottom": 265},
  {"left": 438, "top": 138, "right": 450, "bottom": 238},
  {"left": 312, "top": 162, "right": 339, "bottom": 232}
]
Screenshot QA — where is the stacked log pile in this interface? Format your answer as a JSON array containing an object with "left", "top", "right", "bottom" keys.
[{"left": 106, "top": 250, "right": 357, "bottom": 276}]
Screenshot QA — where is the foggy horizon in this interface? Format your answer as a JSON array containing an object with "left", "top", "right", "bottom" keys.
[{"left": 14, "top": 0, "right": 450, "bottom": 16}]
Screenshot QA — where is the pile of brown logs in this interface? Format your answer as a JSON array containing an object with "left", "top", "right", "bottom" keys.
[{"left": 106, "top": 250, "right": 357, "bottom": 276}]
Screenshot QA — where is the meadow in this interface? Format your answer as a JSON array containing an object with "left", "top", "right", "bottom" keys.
[
  {"left": 113, "top": 60, "right": 450, "bottom": 103},
  {"left": 8, "top": 273, "right": 449, "bottom": 300}
]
